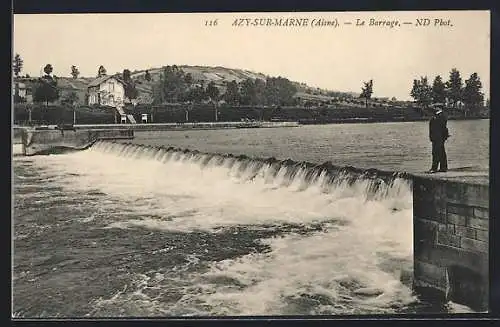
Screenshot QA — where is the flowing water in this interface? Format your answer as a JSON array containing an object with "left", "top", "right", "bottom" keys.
[{"left": 12, "top": 120, "right": 488, "bottom": 317}]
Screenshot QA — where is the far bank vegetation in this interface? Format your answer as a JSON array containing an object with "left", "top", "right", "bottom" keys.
[{"left": 12, "top": 53, "right": 489, "bottom": 124}]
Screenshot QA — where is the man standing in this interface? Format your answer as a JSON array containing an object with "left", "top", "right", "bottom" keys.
[{"left": 428, "top": 103, "right": 450, "bottom": 173}]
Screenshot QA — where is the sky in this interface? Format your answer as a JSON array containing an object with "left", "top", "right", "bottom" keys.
[{"left": 13, "top": 11, "right": 490, "bottom": 100}]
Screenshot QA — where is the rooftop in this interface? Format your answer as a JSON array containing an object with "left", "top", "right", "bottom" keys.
[{"left": 87, "top": 75, "right": 125, "bottom": 88}]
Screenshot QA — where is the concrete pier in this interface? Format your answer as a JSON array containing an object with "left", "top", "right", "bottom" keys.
[
  {"left": 20, "top": 128, "right": 134, "bottom": 156},
  {"left": 411, "top": 169, "right": 489, "bottom": 311}
]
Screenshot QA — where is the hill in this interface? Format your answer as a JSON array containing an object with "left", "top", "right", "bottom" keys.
[
  {"left": 16, "top": 65, "right": 401, "bottom": 106},
  {"left": 128, "top": 65, "right": 362, "bottom": 102}
]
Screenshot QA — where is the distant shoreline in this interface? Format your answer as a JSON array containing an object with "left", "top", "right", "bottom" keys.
[
  {"left": 13, "top": 117, "right": 488, "bottom": 135},
  {"left": 14, "top": 102, "right": 489, "bottom": 127},
  {"left": 297, "top": 116, "right": 489, "bottom": 125}
]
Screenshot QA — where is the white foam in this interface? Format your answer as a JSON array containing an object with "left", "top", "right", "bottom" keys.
[
  {"left": 18, "top": 142, "right": 415, "bottom": 315},
  {"left": 191, "top": 205, "right": 415, "bottom": 315}
]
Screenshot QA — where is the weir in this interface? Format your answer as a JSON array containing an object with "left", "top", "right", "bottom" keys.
[
  {"left": 14, "top": 137, "right": 489, "bottom": 311},
  {"left": 18, "top": 128, "right": 134, "bottom": 156}
]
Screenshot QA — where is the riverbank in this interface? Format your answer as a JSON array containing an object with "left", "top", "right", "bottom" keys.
[
  {"left": 73, "top": 121, "right": 300, "bottom": 131},
  {"left": 298, "top": 116, "right": 488, "bottom": 125},
  {"left": 14, "top": 103, "right": 489, "bottom": 127}
]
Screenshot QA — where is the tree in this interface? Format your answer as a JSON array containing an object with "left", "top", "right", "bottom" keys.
[
  {"left": 122, "top": 69, "right": 131, "bottom": 82},
  {"left": 360, "top": 79, "right": 373, "bottom": 107},
  {"left": 264, "top": 77, "right": 297, "bottom": 106},
  {"left": 462, "top": 72, "right": 484, "bottom": 116},
  {"left": 410, "top": 76, "right": 432, "bottom": 108},
  {"left": 33, "top": 64, "right": 59, "bottom": 106},
  {"left": 184, "top": 73, "right": 193, "bottom": 86},
  {"left": 121, "top": 69, "right": 139, "bottom": 102},
  {"left": 410, "top": 79, "right": 419, "bottom": 102},
  {"left": 13, "top": 53, "right": 23, "bottom": 77},
  {"left": 97, "top": 65, "right": 107, "bottom": 77},
  {"left": 239, "top": 78, "right": 256, "bottom": 105},
  {"left": 223, "top": 80, "right": 240, "bottom": 105},
  {"left": 33, "top": 76, "right": 59, "bottom": 107},
  {"left": 420, "top": 77, "right": 432, "bottom": 107},
  {"left": 144, "top": 70, "right": 151, "bottom": 81},
  {"left": 431, "top": 75, "right": 446, "bottom": 104},
  {"left": 206, "top": 81, "right": 220, "bottom": 102},
  {"left": 254, "top": 78, "right": 267, "bottom": 105},
  {"left": 125, "top": 82, "right": 139, "bottom": 100},
  {"left": 71, "top": 65, "right": 80, "bottom": 79},
  {"left": 151, "top": 83, "right": 163, "bottom": 105},
  {"left": 184, "top": 85, "right": 206, "bottom": 103},
  {"left": 153, "top": 65, "right": 191, "bottom": 103},
  {"left": 43, "top": 64, "right": 53, "bottom": 76},
  {"left": 264, "top": 77, "right": 280, "bottom": 106},
  {"left": 61, "top": 91, "right": 79, "bottom": 106},
  {"left": 445, "top": 68, "right": 463, "bottom": 109},
  {"left": 205, "top": 81, "right": 220, "bottom": 121}
]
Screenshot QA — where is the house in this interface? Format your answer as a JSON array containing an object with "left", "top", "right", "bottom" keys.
[
  {"left": 14, "top": 82, "right": 26, "bottom": 98},
  {"left": 13, "top": 81, "right": 32, "bottom": 102},
  {"left": 87, "top": 75, "right": 126, "bottom": 108},
  {"left": 13, "top": 79, "right": 39, "bottom": 103}
]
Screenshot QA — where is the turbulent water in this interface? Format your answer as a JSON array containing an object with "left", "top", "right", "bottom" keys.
[{"left": 13, "top": 121, "right": 488, "bottom": 317}]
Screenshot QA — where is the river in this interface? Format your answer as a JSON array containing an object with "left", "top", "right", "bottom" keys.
[{"left": 12, "top": 120, "right": 488, "bottom": 317}]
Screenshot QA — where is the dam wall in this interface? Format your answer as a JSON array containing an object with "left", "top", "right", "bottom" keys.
[
  {"left": 13, "top": 126, "right": 24, "bottom": 141},
  {"left": 109, "top": 142, "right": 487, "bottom": 311},
  {"left": 12, "top": 127, "right": 25, "bottom": 156},
  {"left": 412, "top": 172, "right": 489, "bottom": 311},
  {"left": 20, "top": 128, "right": 134, "bottom": 156}
]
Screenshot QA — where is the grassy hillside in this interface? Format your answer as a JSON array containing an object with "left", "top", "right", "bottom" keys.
[
  {"left": 16, "top": 65, "right": 398, "bottom": 106},
  {"left": 128, "top": 65, "right": 364, "bottom": 103}
]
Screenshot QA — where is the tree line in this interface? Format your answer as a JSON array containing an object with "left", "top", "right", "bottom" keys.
[
  {"left": 12, "top": 53, "right": 141, "bottom": 106},
  {"left": 410, "top": 68, "right": 485, "bottom": 115},
  {"left": 151, "top": 65, "right": 299, "bottom": 107},
  {"left": 12, "top": 53, "right": 488, "bottom": 116},
  {"left": 12, "top": 56, "right": 299, "bottom": 108}
]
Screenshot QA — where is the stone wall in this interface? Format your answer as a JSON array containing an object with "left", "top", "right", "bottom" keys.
[
  {"left": 13, "top": 127, "right": 24, "bottom": 144},
  {"left": 21, "top": 128, "right": 134, "bottom": 156},
  {"left": 413, "top": 175, "right": 489, "bottom": 311}
]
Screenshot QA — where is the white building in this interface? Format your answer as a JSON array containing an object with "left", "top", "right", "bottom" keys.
[
  {"left": 87, "top": 75, "right": 126, "bottom": 108},
  {"left": 13, "top": 81, "right": 27, "bottom": 98}
]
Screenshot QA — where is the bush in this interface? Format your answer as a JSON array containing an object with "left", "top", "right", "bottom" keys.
[{"left": 13, "top": 104, "right": 116, "bottom": 125}]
